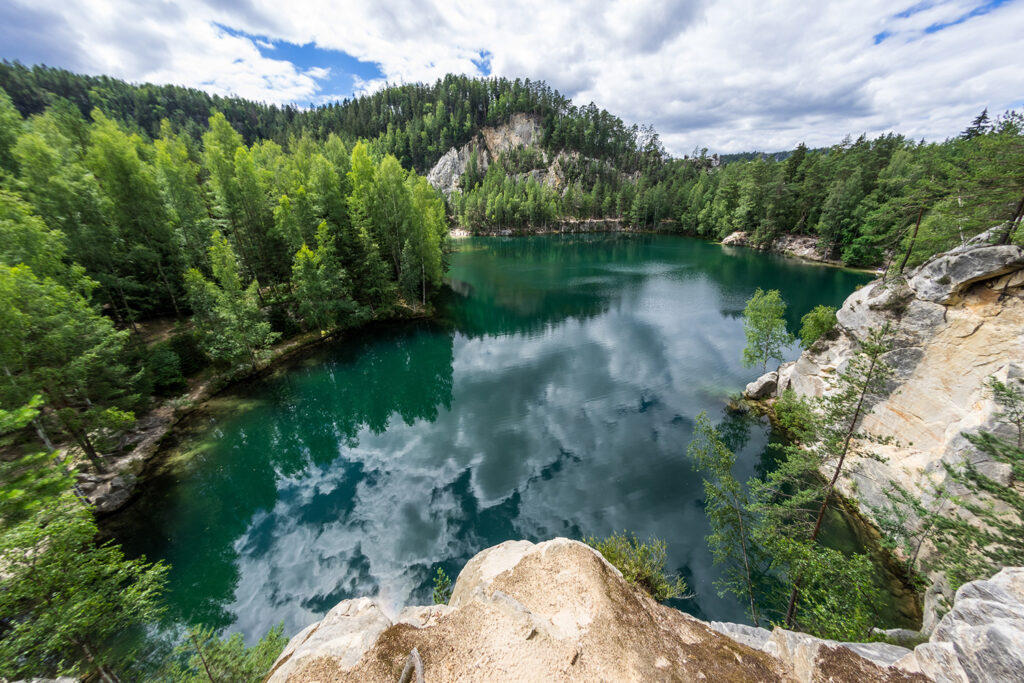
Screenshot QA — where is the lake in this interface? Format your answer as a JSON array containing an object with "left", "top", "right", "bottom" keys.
[{"left": 112, "top": 233, "right": 881, "bottom": 643}]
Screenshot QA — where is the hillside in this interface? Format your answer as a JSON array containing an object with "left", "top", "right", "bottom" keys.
[{"left": 4, "top": 63, "right": 1021, "bottom": 269}]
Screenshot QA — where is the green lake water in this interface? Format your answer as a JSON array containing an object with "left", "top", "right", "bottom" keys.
[{"left": 112, "top": 234, "right": 889, "bottom": 643}]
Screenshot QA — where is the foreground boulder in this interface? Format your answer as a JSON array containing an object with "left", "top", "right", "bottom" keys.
[{"left": 266, "top": 539, "right": 926, "bottom": 682}]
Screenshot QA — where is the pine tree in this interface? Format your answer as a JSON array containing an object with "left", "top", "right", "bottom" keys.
[
  {"left": 0, "top": 264, "right": 138, "bottom": 471},
  {"left": 183, "top": 232, "right": 279, "bottom": 369},
  {"left": 0, "top": 493, "right": 168, "bottom": 682}
]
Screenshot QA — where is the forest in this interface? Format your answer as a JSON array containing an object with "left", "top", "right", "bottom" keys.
[{"left": 0, "top": 61, "right": 1023, "bottom": 680}]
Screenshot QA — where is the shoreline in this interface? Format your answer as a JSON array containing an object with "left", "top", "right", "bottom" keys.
[
  {"left": 84, "top": 308, "right": 432, "bottom": 517},
  {"left": 450, "top": 223, "right": 882, "bottom": 273}
]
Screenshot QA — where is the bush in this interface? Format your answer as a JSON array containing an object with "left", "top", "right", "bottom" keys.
[
  {"left": 145, "top": 342, "right": 186, "bottom": 395},
  {"left": 161, "top": 623, "right": 287, "bottom": 682},
  {"left": 586, "top": 531, "right": 688, "bottom": 601},
  {"left": 798, "top": 305, "right": 837, "bottom": 349},
  {"left": 168, "top": 330, "right": 209, "bottom": 376},
  {"left": 432, "top": 567, "right": 453, "bottom": 605},
  {"left": 773, "top": 388, "right": 818, "bottom": 444}
]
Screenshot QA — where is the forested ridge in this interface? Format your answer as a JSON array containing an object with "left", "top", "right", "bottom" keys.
[{"left": 1, "top": 61, "right": 1023, "bottom": 680}]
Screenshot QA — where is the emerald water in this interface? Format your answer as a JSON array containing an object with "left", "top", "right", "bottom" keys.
[{"left": 112, "top": 234, "right": 883, "bottom": 643}]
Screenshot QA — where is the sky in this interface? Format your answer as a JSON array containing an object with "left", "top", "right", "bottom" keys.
[{"left": 1, "top": 0, "right": 1022, "bottom": 155}]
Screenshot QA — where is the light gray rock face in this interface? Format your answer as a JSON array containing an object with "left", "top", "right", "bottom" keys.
[
  {"left": 78, "top": 472, "right": 137, "bottom": 514},
  {"left": 909, "top": 244, "right": 1024, "bottom": 304},
  {"left": 721, "top": 230, "right": 749, "bottom": 246},
  {"left": 267, "top": 596, "right": 392, "bottom": 682},
  {"left": 894, "top": 567, "right": 1024, "bottom": 683},
  {"left": 267, "top": 539, "right": 932, "bottom": 681},
  {"left": 426, "top": 141, "right": 488, "bottom": 197},
  {"left": 426, "top": 113, "right": 542, "bottom": 197},
  {"left": 760, "top": 236, "right": 1024, "bottom": 597},
  {"left": 744, "top": 371, "right": 779, "bottom": 399},
  {"left": 710, "top": 621, "right": 912, "bottom": 680}
]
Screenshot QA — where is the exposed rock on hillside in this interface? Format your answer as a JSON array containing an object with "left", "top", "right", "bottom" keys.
[
  {"left": 266, "top": 539, "right": 928, "bottom": 682},
  {"left": 721, "top": 230, "right": 837, "bottom": 265},
  {"left": 746, "top": 232, "right": 1024, "bottom": 618},
  {"left": 427, "top": 113, "right": 545, "bottom": 197}
]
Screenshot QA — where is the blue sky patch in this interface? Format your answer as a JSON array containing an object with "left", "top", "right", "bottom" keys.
[
  {"left": 216, "top": 24, "right": 385, "bottom": 103},
  {"left": 923, "top": 0, "right": 1013, "bottom": 33},
  {"left": 876, "top": 0, "right": 1014, "bottom": 43}
]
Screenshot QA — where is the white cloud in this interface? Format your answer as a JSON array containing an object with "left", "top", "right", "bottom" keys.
[{"left": 3, "top": 0, "right": 1022, "bottom": 152}]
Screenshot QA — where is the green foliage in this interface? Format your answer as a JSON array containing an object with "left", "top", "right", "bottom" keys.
[
  {"left": 161, "top": 623, "right": 287, "bottom": 683},
  {"left": 798, "top": 305, "right": 837, "bottom": 349},
  {"left": 0, "top": 264, "right": 139, "bottom": 469},
  {"left": 0, "top": 396, "right": 74, "bottom": 528},
  {"left": 145, "top": 342, "right": 186, "bottom": 395},
  {"left": 771, "top": 538, "right": 882, "bottom": 641},
  {"left": 168, "top": 328, "right": 209, "bottom": 376},
  {"left": 0, "top": 494, "right": 168, "bottom": 680},
  {"left": 184, "top": 232, "right": 280, "bottom": 369},
  {"left": 741, "top": 288, "right": 795, "bottom": 372},
  {"left": 688, "top": 412, "right": 764, "bottom": 624},
  {"left": 912, "top": 377, "right": 1024, "bottom": 589},
  {"left": 586, "top": 531, "right": 688, "bottom": 601},
  {"left": 691, "top": 327, "right": 896, "bottom": 638},
  {"left": 291, "top": 222, "right": 356, "bottom": 331},
  {"left": 432, "top": 567, "right": 453, "bottom": 605},
  {"left": 773, "top": 389, "right": 818, "bottom": 444}
]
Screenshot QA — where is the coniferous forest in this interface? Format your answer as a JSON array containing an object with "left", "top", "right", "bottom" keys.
[{"left": 1, "top": 59, "right": 1023, "bottom": 680}]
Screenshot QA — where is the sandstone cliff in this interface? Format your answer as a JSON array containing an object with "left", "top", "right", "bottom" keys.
[
  {"left": 427, "top": 113, "right": 547, "bottom": 197},
  {"left": 265, "top": 537, "right": 1024, "bottom": 681},
  {"left": 721, "top": 230, "right": 843, "bottom": 266},
  {"left": 743, "top": 231, "right": 1024, "bottom": 627}
]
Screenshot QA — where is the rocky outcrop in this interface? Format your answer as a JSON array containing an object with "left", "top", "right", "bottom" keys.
[
  {"left": 746, "top": 231, "right": 1024, "bottom": 626},
  {"left": 452, "top": 217, "right": 685, "bottom": 237},
  {"left": 426, "top": 113, "right": 545, "bottom": 197},
  {"left": 894, "top": 567, "right": 1024, "bottom": 682},
  {"left": 744, "top": 371, "right": 779, "bottom": 399},
  {"left": 721, "top": 231, "right": 838, "bottom": 265},
  {"left": 267, "top": 538, "right": 928, "bottom": 682},
  {"left": 711, "top": 566, "right": 1024, "bottom": 683},
  {"left": 769, "top": 233, "right": 1024, "bottom": 516}
]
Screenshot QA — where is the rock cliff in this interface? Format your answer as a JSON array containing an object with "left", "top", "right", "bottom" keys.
[
  {"left": 721, "top": 230, "right": 840, "bottom": 265},
  {"left": 744, "top": 231, "right": 1024, "bottom": 627},
  {"left": 266, "top": 538, "right": 938, "bottom": 682},
  {"left": 427, "top": 113, "right": 547, "bottom": 197}
]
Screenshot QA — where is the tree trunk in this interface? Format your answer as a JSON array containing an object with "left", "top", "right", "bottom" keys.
[
  {"left": 80, "top": 640, "right": 120, "bottom": 683},
  {"left": 115, "top": 283, "right": 139, "bottom": 334},
  {"left": 191, "top": 631, "right": 218, "bottom": 682},
  {"left": 156, "top": 260, "right": 182, "bottom": 318},
  {"left": 784, "top": 350, "right": 880, "bottom": 628},
  {"left": 76, "top": 429, "right": 106, "bottom": 473},
  {"left": 897, "top": 207, "right": 924, "bottom": 274}
]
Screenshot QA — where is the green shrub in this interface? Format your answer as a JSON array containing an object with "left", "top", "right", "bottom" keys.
[
  {"left": 145, "top": 342, "right": 186, "bottom": 395},
  {"left": 798, "top": 305, "right": 837, "bottom": 349},
  {"left": 773, "top": 388, "right": 818, "bottom": 444},
  {"left": 432, "top": 567, "right": 453, "bottom": 605},
  {"left": 161, "top": 622, "right": 288, "bottom": 682},
  {"left": 168, "top": 330, "right": 209, "bottom": 376},
  {"left": 586, "top": 531, "right": 688, "bottom": 601}
]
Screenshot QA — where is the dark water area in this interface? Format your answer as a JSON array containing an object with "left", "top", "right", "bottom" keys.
[{"left": 112, "top": 234, "right": 895, "bottom": 643}]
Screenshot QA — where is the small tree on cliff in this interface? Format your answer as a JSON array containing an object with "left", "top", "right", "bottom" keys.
[
  {"left": 689, "top": 411, "right": 764, "bottom": 625},
  {"left": 879, "top": 376, "right": 1024, "bottom": 589},
  {"left": 772, "top": 324, "right": 894, "bottom": 628},
  {"left": 741, "top": 288, "right": 794, "bottom": 372}
]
